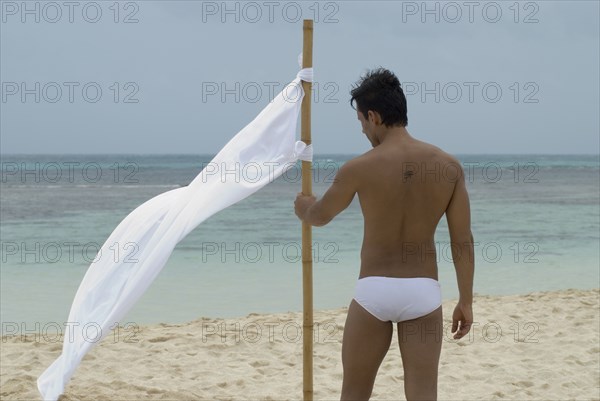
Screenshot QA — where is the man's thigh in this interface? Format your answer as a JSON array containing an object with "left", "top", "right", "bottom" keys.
[
  {"left": 342, "top": 300, "right": 393, "bottom": 379},
  {"left": 397, "top": 306, "right": 443, "bottom": 379}
]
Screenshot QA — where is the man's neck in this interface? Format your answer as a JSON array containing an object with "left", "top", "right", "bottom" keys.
[{"left": 377, "top": 126, "right": 411, "bottom": 145}]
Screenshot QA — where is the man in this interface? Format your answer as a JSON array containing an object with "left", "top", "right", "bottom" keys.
[{"left": 294, "top": 68, "right": 474, "bottom": 401}]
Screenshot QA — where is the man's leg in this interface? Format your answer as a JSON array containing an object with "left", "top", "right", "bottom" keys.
[
  {"left": 341, "top": 299, "right": 393, "bottom": 401},
  {"left": 397, "top": 306, "right": 443, "bottom": 401}
]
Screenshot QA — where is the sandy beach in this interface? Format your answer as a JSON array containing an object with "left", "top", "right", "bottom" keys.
[{"left": 1, "top": 288, "right": 598, "bottom": 401}]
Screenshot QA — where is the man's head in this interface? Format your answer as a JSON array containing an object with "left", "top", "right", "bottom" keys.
[{"left": 350, "top": 68, "right": 408, "bottom": 146}]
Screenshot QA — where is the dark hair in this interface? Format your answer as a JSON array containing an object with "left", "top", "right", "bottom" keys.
[{"left": 350, "top": 68, "right": 408, "bottom": 127}]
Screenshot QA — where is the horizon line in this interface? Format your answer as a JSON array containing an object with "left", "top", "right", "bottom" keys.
[{"left": 1, "top": 152, "right": 599, "bottom": 156}]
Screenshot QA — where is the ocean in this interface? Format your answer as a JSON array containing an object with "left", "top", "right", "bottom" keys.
[{"left": 1, "top": 154, "right": 599, "bottom": 332}]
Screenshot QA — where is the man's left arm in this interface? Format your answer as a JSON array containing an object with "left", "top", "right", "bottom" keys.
[{"left": 294, "top": 162, "right": 358, "bottom": 227}]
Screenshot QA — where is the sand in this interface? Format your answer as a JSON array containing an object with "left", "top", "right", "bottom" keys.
[{"left": 1, "top": 288, "right": 599, "bottom": 401}]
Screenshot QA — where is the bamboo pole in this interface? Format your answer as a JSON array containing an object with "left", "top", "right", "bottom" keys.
[{"left": 300, "top": 19, "right": 314, "bottom": 401}]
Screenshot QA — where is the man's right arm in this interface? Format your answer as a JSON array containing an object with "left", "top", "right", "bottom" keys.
[{"left": 445, "top": 160, "right": 474, "bottom": 339}]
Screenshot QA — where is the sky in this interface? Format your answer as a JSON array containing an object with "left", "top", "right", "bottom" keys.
[{"left": 1, "top": 0, "right": 599, "bottom": 155}]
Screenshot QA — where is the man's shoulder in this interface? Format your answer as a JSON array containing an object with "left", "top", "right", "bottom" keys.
[
  {"left": 418, "top": 143, "right": 464, "bottom": 181},
  {"left": 335, "top": 153, "right": 372, "bottom": 183},
  {"left": 341, "top": 151, "right": 376, "bottom": 170},
  {"left": 417, "top": 140, "right": 460, "bottom": 165}
]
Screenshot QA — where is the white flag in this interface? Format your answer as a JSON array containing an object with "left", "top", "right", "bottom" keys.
[{"left": 37, "top": 63, "right": 313, "bottom": 401}]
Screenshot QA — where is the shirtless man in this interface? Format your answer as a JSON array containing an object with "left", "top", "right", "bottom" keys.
[{"left": 294, "top": 68, "right": 474, "bottom": 401}]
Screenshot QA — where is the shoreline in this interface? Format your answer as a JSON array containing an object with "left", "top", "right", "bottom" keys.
[{"left": 2, "top": 288, "right": 599, "bottom": 400}]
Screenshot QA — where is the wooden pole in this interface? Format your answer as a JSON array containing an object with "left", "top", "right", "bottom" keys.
[{"left": 300, "top": 19, "right": 314, "bottom": 401}]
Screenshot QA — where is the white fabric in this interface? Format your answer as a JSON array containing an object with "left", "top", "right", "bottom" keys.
[{"left": 37, "top": 64, "right": 314, "bottom": 401}]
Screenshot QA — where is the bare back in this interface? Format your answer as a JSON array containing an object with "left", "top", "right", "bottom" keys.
[{"left": 352, "top": 137, "right": 461, "bottom": 280}]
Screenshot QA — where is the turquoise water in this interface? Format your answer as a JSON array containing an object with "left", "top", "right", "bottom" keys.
[{"left": 1, "top": 154, "right": 598, "bottom": 331}]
